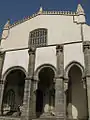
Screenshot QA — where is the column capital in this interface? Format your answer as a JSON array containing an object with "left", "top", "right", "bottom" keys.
[
  {"left": 55, "top": 76, "right": 64, "bottom": 80},
  {"left": 0, "top": 79, "right": 4, "bottom": 84},
  {"left": 28, "top": 47, "right": 36, "bottom": 55},
  {"left": 83, "top": 41, "right": 90, "bottom": 52},
  {"left": 25, "top": 76, "right": 38, "bottom": 82},
  {"left": 56, "top": 44, "right": 63, "bottom": 55},
  {"left": 64, "top": 77, "right": 69, "bottom": 83}
]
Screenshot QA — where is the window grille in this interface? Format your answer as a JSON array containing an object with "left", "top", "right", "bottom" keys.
[{"left": 29, "top": 28, "right": 47, "bottom": 47}]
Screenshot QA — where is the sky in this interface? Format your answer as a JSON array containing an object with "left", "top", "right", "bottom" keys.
[{"left": 0, "top": 0, "right": 90, "bottom": 33}]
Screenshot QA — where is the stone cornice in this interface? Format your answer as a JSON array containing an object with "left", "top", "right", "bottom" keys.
[{"left": 9, "top": 10, "right": 77, "bottom": 29}]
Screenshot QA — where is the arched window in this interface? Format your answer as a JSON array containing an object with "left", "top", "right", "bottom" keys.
[{"left": 29, "top": 28, "right": 47, "bottom": 47}]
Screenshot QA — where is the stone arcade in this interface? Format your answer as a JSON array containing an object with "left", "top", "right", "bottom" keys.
[{"left": 0, "top": 4, "right": 90, "bottom": 120}]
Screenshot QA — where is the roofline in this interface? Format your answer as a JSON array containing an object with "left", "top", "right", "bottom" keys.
[{"left": 9, "top": 10, "right": 78, "bottom": 28}]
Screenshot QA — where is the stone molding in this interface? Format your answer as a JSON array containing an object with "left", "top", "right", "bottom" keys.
[{"left": 2, "top": 40, "right": 82, "bottom": 53}]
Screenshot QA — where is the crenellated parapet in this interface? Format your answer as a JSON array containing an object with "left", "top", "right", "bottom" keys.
[{"left": 9, "top": 6, "right": 80, "bottom": 28}]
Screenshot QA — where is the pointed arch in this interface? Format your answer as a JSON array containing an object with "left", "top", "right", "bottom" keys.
[
  {"left": 64, "top": 61, "right": 84, "bottom": 80},
  {"left": 2, "top": 66, "right": 27, "bottom": 83},
  {"left": 1, "top": 66, "right": 27, "bottom": 116},
  {"left": 34, "top": 64, "right": 56, "bottom": 81}
]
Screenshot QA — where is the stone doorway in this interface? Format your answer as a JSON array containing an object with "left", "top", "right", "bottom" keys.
[
  {"left": 67, "top": 65, "right": 88, "bottom": 119},
  {"left": 2, "top": 69, "right": 26, "bottom": 117},
  {"left": 36, "top": 67, "right": 55, "bottom": 118}
]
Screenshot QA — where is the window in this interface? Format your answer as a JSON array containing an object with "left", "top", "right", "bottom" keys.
[{"left": 29, "top": 28, "right": 47, "bottom": 47}]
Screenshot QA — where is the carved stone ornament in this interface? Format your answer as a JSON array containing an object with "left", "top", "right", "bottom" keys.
[
  {"left": 56, "top": 45, "right": 63, "bottom": 55},
  {"left": 83, "top": 41, "right": 90, "bottom": 52},
  {"left": 76, "top": 4, "right": 85, "bottom": 15},
  {"left": 28, "top": 47, "right": 36, "bottom": 55}
]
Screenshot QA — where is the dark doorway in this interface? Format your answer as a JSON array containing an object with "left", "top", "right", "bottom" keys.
[
  {"left": 67, "top": 65, "right": 88, "bottom": 119},
  {"left": 36, "top": 66, "right": 55, "bottom": 118},
  {"left": 2, "top": 69, "right": 26, "bottom": 116},
  {"left": 36, "top": 89, "right": 43, "bottom": 117}
]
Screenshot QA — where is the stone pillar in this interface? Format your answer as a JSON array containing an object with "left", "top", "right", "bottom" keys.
[
  {"left": 64, "top": 78, "right": 68, "bottom": 119},
  {"left": 0, "top": 51, "right": 5, "bottom": 115},
  {"left": 21, "top": 47, "right": 36, "bottom": 120},
  {"left": 83, "top": 41, "right": 90, "bottom": 120},
  {"left": 55, "top": 45, "right": 65, "bottom": 119}
]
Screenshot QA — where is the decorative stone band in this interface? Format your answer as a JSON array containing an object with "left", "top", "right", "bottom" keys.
[
  {"left": 83, "top": 41, "right": 90, "bottom": 52},
  {"left": 28, "top": 47, "right": 36, "bottom": 55}
]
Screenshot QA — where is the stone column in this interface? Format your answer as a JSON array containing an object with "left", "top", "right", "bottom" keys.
[
  {"left": 83, "top": 41, "right": 90, "bottom": 120},
  {"left": 21, "top": 47, "right": 36, "bottom": 120},
  {"left": 0, "top": 51, "right": 5, "bottom": 115},
  {"left": 64, "top": 78, "right": 68, "bottom": 119},
  {"left": 55, "top": 45, "right": 65, "bottom": 119}
]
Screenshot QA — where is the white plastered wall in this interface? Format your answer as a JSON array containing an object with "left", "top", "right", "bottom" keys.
[
  {"left": 2, "top": 49, "right": 29, "bottom": 76},
  {"left": 1, "top": 15, "right": 81, "bottom": 50},
  {"left": 64, "top": 43, "right": 84, "bottom": 69},
  {"left": 35, "top": 46, "right": 56, "bottom": 71},
  {"left": 35, "top": 43, "right": 84, "bottom": 72}
]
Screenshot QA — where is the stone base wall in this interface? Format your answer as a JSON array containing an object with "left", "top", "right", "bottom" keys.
[
  {"left": 0, "top": 116, "right": 88, "bottom": 120},
  {"left": 0, "top": 117, "right": 20, "bottom": 120}
]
